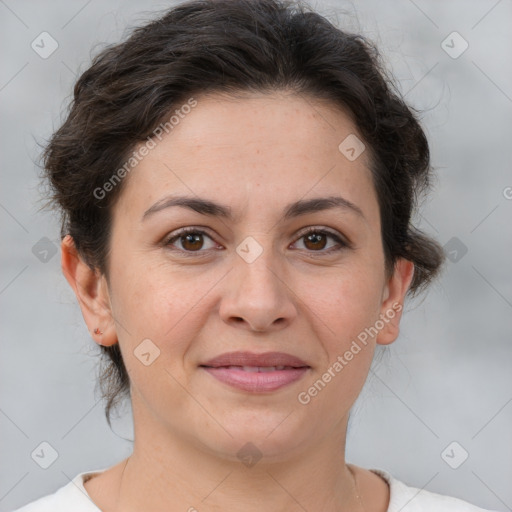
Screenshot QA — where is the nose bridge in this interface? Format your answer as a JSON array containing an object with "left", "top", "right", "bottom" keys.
[
  {"left": 220, "top": 233, "right": 296, "bottom": 331},
  {"left": 235, "top": 233, "right": 284, "bottom": 298}
]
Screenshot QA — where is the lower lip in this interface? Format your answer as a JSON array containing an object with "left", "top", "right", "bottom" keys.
[{"left": 201, "top": 366, "right": 310, "bottom": 392}]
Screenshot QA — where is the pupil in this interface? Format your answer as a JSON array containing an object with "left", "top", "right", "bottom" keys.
[
  {"left": 306, "top": 232, "right": 326, "bottom": 250},
  {"left": 183, "top": 233, "right": 202, "bottom": 250}
]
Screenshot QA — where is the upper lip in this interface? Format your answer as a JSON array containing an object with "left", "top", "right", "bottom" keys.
[{"left": 200, "top": 351, "right": 310, "bottom": 368}]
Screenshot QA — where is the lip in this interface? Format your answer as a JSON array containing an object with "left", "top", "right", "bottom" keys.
[
  {"left": 200, "top": 351, "right": 311, "bottom": 393},
  {"left": 201, "top": 351, "right": 310, "bottom": 368}
]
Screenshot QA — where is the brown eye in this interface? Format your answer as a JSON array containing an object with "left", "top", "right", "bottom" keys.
[
  {"left": 293, "top": 228, "right": 348, "bottom": 254},
  {"left": 165, "top": 228, "right": 217, "bottom": 253},
  {"left": 303, "top": 231, "right": 328, "bottom": 251},
  {"left": 180, "top": 232, "right": 204, "bottom": 251}
]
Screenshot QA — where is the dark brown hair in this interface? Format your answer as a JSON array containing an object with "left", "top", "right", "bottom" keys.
[{"left": 41, "top": 0, "right": 445, "bottom": 426}]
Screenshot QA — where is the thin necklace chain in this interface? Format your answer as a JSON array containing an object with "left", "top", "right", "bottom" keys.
[{"left": 348, "top": 464, "right": 366, "bottom": 512}]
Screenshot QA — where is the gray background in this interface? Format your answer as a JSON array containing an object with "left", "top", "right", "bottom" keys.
[{"left": 1, "top": 0, "right": 511, "bottom": 510}]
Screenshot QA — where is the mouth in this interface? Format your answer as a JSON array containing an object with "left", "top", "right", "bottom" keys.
[
  {"left": 199, "top": 352, "right": 311, "bottom": 392},
  {"left": 201, "top": 365, "right": 306, "bottom": 372}
]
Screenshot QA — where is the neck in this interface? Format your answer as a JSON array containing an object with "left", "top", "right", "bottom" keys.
[{"left": 110, "top": 403, "right": 362, "bottom": 512}]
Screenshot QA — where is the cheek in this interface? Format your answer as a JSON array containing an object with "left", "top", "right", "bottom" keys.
[
  {"left": 304, "top": 268, "right": 383, "bottom": 403},
  {"left": 310, "top": 265, "right": 384, "bottom": 338},
  {"left": 299, "top": 271, "right": 382, "bottom": 411},
  {"left": 109, "top": 257, "right": 213, "bottom": 353},
  {"left": 108, "top": 263, "right": 205, "bottom": 400}
]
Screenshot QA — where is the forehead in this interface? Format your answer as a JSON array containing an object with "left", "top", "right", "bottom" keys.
[
  {"left": 157, "top": 90, "right": 366, "bottom": 162},
  {"left": 114, "top": 91, "right": 378, "bottom": 223}
]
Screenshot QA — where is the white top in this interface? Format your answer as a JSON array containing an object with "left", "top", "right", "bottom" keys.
[{"left": 11, "top": 467, "right": 498, "bottom": 512}]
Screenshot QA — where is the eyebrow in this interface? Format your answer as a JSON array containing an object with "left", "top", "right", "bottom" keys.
[{"left": 141, "top": 195, "right": 365, "bottom": 222}]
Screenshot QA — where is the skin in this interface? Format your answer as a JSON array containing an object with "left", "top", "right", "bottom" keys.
[{"left": 62, "top": 90, "right": 414, "bottom": 512}]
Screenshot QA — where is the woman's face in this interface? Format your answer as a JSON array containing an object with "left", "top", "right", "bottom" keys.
[{"left": 83, "top": 91, "right": 412, "bottom": 460}]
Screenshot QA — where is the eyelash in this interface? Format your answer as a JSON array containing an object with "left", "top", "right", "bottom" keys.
[{"left": 163, "top": 226, "right": 350, "bottom": 257}]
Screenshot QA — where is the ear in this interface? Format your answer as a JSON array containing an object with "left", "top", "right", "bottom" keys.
[
  {"left": 61, "top": 234, "right": 117, "bottom": 347},
  {"left": 376, "top": 258, "right": 415, "bottom": 346}
]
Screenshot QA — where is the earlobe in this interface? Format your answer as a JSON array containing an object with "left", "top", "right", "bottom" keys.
[
  {"left": 376, "top": 258, "right": 415, "bottom": 346},
  {"left": 61, "top": 235, "right": 117, "bottom": 347}
]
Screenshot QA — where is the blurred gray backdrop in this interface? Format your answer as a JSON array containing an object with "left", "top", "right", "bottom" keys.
[{"left": 1, "top": 0, "right": 511, "bottom": 510}]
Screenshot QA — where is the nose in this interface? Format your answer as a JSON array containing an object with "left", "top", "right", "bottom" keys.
[{"left": 219, "top": 243, "right": 298, "bottom": 332}]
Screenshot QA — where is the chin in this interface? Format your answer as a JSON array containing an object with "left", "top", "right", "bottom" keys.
[{"left": 196, "top": 415, "right": 312, "bottom": 464}]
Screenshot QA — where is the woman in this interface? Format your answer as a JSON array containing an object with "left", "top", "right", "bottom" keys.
[{"left": 14, "top": 0, "right": 498, "bottom": 510}]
